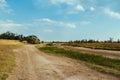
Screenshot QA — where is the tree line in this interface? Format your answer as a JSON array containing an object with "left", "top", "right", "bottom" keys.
[
  {"left": 0, "top": 31, "right": 40, "bottom": 44},
  {"left": 68, "top": 38, "right": 120, "bottom": 43}
]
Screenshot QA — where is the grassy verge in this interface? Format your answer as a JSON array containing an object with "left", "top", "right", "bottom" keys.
[
  {"left": 37, "top": 46, "right": 120, "bottom": 77},
  {"left": 87, "top": 64, "right": 120, "bottom": 77}
]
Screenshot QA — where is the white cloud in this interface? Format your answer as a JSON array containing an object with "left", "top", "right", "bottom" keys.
[
  {"left": 0, "top": 18, "right": 76, "bottom": 29},
  {"left": 0, "top": 0, "right": 8, "bottom": 9},
  {"left": 50, "top": 0, "right": 75, "bottom": 5},
  {"left": 80, "top": 21, "right": 91, "bottom": 25},
  {"left": 40, "top": 18, "right": 54, "bottom": 23},
  {"left": 67, "top": 4, "right": 85, "bottom": 14},
  {"left": 0, "top": 20, "right": 22, "bottom": 28},
  {"left": 34, "top": 0, "right": 85, "bottom": 14},
  {"left": 35, "top": 18, "right": 76, "bottom": 28},
  {"left": 76, "top": 4, "right": 84, "bottom": 11},
  {"left": 66, "top": 23, "right": 76, "bottom": 28},
  {"left": 90, "top": 7, "right": 95, "bottom": 11},
  {"left": 0, "top": 0, "right": 12, "bottom": 13},
  {"left": 43, "top": 29, "right": 53, "bottom": 33},
  {"left": 104, "top": 8, "right": 120, "bottom": 19}
]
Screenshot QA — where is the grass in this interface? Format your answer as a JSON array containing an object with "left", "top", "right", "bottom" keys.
[
  {"left": 88, "top": 64, "right": 120, "bottom": 77},
  {"left": 64, "top": 43, "right": 120, "bottom": 51},
  {"left": 0, "top": 39, "right": 22, "bottom": 80},
  {"left": 38, "top": 46, "right": 120, "bottom": 77}
]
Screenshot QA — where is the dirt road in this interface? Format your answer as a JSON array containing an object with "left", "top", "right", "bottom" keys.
[
  {"left": 63, "top": 46, "right": 120, "bottom": 59},
  {"left": 7, "top": 45, "right": 119, "bottom": 80}
]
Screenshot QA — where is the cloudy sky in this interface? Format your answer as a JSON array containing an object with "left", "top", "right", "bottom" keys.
[{"left": 0, "top": 0, "right": 120, "bottom": 41}]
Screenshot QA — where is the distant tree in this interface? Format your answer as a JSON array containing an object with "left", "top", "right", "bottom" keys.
[
  {"left": 108, "top": 37, "right": 113, "bottom": 43},
  {"left": 25, "top": 35, "right": 40, "bottom": 44},
  {"left": 117, "top": 39, "right": 120, "bottom": 43},
  {"left": 41, "top": 41, "right": 44, "bottom": 43},
  {"left": 88, "top": 39, "right": 95, "bottom": 43}
]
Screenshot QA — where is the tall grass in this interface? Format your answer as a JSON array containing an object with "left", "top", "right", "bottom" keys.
[{"left": 38, "top": 46, "right": 120, "bottom": 76}]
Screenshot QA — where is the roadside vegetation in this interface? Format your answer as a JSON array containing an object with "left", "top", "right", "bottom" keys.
[
  {"left": 0, "top": 40, "right": 22, "bottom": 80},
  {"left": 37, "top": 46, "right": 120, "bottom": 77}
]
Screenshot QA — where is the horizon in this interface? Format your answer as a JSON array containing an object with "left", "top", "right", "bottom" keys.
[{"left": 0, "top": 0, "right": 120, "bottom": 41}]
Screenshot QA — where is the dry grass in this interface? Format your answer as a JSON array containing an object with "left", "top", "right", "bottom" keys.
[
  {"left": 0, "top": 39, "right": 23, "bottom": 45},
  {"left": 0, "top": 40, "right": 23, "bottom": 80},
  {"left": 64, "top": 43, "right": 120, "bottom": 51}
]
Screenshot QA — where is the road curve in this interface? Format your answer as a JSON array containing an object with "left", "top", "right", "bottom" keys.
[
  {"left": 63, "top": 46, "right": 120, "bottom": 59},
  {"left": 7, "top": 45, "right": 119, "bottom": 80}
]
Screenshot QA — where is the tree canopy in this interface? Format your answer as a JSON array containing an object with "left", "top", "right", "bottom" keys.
[{"left": 0, "top": 31, "right": 40, "bottom": 44}]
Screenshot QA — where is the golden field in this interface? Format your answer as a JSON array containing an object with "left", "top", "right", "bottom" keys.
[
  {"left": 0, "top": 39, "right": 23, "bottom": 45},
  {"left": 0, "top": 40, "right": 22, "bottom": 80}
]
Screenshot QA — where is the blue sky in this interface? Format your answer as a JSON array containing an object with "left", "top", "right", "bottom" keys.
[{"left": 0, "top": 0, "right": 120, "bottom": 41}]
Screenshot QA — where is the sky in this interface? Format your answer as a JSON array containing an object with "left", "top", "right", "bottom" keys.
[{"left": 0, "top": 0, "right": 120, "bottom": 41}]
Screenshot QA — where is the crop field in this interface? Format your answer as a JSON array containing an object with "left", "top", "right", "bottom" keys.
[
  {"left": 0, "top": 40, "right": 22, "bottom": 80},
  {"left": 38, "top": 46, "right": 120, "bottom": 77},
  {"left": 64, "top": 43, "right": 120, "bottom": 51}
]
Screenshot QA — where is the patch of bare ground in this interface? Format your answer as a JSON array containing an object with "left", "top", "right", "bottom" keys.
[{"left": 7, "top": 45, "right": 119, "bottom": 80}]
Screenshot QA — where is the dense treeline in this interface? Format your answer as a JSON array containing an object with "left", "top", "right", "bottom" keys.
[{"left": 0, "top": 31, "right": 40, "bottom": 44}]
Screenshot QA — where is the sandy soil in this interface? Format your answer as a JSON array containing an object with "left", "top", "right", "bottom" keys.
[
  {"left": 7, "top": 45, "right": 119, "bottom": 80},
  {"left": 62, "top": 46, "right": 120, "bottom": 59}
]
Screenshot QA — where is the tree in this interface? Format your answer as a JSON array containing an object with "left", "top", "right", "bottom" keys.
[
  {"left": 108, "top": 37, "right": 113, "bottom": 43},
  {"left": 117, "top": 39, "right": 120, "bottom": 43},
  {"left": 25, "top": 35, "right": 40, "bottom": 44}
]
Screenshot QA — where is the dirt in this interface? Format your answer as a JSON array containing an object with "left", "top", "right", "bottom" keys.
[
  {"left": 62, "top": 46, "right": 120, "bottom": 59},
  {"left": 7, "top": 45, "right": 119, "bottom": 80}
]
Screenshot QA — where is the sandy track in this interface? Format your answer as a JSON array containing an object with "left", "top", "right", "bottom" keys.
[
  {"left": 7, "top": 45, "right": 119, "bottom": 80},
  {"left": 63, "top": 46, "right": 120, "bottom": 59}
]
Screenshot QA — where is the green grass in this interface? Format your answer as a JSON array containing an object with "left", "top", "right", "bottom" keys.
[
  {"left": 88, "top": 64, "right": 120, "bottom": 77},
  {"left": 64, "top": 43, "right": 120, "bottom": 51},
  {"left": 38, "top": 46, "right": 120, "bottom": 77}
]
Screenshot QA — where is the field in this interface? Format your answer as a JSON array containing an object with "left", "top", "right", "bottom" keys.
[
  {"left": 0, "top": 40, "right": 23, "bottom": 45},
  {"left": 0, "top": 40, "right": 23, "bottom": 80},
  {"left": 64, "top": 43, "right": 120, "bottom": 51},
  {"left": 38, "top": 46, "right": 120, "bottom": 77}
]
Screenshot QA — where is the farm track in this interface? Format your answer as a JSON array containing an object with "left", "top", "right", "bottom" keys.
[
  {"left": 63, "top": 46, "right": 120, "bottom": 59},
  {"left": 7, "top": 45, "right": 119, "bottom": 80}
]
